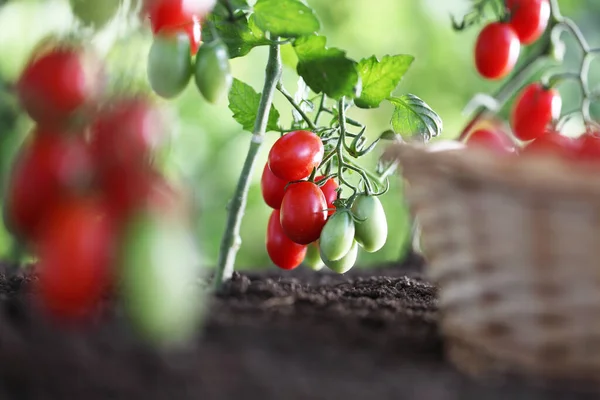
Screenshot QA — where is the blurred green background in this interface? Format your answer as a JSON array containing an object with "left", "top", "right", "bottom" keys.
[{"left": 0, "top": 0, "right": 598, "bottom": 271}]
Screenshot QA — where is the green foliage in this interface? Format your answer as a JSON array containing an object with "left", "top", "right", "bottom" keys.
[
  {"left": 228, "top": 78, "right": 281, "bottom": 132},
  {"left": 389, "top": 94, "right": 443, "bottom": 142},
  {"left": 355, "top": 55, "right": 414, "bottom": 109},
  {"left": 253, "top": 0, "right": 320, "bottom": 38},
  {"left": 203, "top": 14, "right": 270, "bottom": 59},
  {"left": 294, "top": 35, "right": 360, "bottom": 100}
]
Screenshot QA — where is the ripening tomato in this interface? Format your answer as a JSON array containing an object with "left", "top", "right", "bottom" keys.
[
  {"left": 465, "top": 129, "right": 517, "bottom": 154},
  {"left": 575, "top": 133, "right": 600, "bottom": 162},
  {"left": 319, "top": 211, "right": 355, "bottom": 262},
  {"left": 475, "top": 22, "right": 520, "bottom": 80},
  {"left": 4, "top": 133, "right": 94, "bottom": 240},
  {"left": 159, "top": 19, "right": 202, "bottom": 55},
  {"left": 351, "top": 195, "right": 387, "bottom": 253},
  {"left": 280, "top": 181, "right": 328, "bottom": 245},
  {"left": 266, "top": 209, "right": 307, "bottom": 270},
  {"left": 321, "top": 240, "right": 358, "bottom": 274},
  {"left": 145, "top": 0, "right": 215, "bottom": 33},
  {"left": 261, "top": 163, "right": 288, "bottom": 209},
  {"left": 194, "top": 38, "right": 232, "bottom": 104},
  {"left": 268, "top": 131, "right": 324, "bottom": 181},
  {"left": 511, "top": 83, "right": 561, "bottom": 141},
  {"left": 506, "top": 0, "right": 551, "bottom": 45},
  {"left": 17, "top": 47, "right": 102, "bottom": 126},
  {"left": 90, "top": 96, "right": 165, "bottom": 170},
  {"left": 522, "top": 131, "right": 578, "bottom": 159},
  {"left": 147, "top": 31, "right": 193, "bottom": 99},
  {"left": 35, "top": 198, "right": 115, "bottom": 321},
  {"left": 315, "top": 175, "right": 338, "bottom": 216}
]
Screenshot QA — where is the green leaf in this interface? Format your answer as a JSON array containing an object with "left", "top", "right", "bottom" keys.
[
  {"left": 253, "top": 0, "right": 320, "bottom": 38},
  {"left": 280, "top": 43, "right": 299, "bottom": 70},
  {"left": 211, "top": 0, "right": 251, "bottom": 18},
  {"left": 389, "top": 94, "right": 442, "bottom": 142},
  {"left": 202, "top": 14, "right": 270, "bottom": 59},
  {"left": 228, "top": 78, "right": 281, "bottom": 132},
  {"left": 294, "top": 35, "right": 360, "bottom": 100},
  {"left": 355, "top": 55, "right": 414, "bottom": 109}
]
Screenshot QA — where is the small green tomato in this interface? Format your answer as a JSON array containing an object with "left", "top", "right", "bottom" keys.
[
  {"left": 320, "top": 240, "right": 358, "bottom": 274},
  {"left": 319, "top": 211, "right": 355, "bottom": 261},
  {"left": 351, "top": 194, "right": 387, "bottom": 253}
]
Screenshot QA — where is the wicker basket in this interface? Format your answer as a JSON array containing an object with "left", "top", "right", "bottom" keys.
[{"left": 383, "top": 141, "right": 600, "bottom": 384}]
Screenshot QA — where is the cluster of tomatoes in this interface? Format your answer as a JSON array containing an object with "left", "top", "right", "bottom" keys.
[
  {"left": 7, "top": 41, "right": 188, "bottom": 322},
  {"left": 465, "top": 80, "right": 600, "bottom": 159},
  {"left": 144, "top": 0, "right": 231, "bottom": 103},
  {"left": 475, "top": 0, "right": 550, "bottom": 80},
  {"left": 261, "top": 130, "right": 388, "bottom": 273}
]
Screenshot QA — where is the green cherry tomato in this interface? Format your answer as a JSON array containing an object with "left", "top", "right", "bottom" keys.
[
  {"left": 351, "top": 195, "right": 387, "bottom": 253},
  {"left": 147, "top": 31, "right": 192, "bottom": 99},
  {"left": 194, "top": 38, "right": 232, "bottom": 104},
  {"left": 118, "top": 210, "right": 206, "bottom": 348},
  {"left": 70, "top": 0, "right": 121, "bottom": 28},
  {"left": 303, "top": 242, "right": 324, "bottom": 271},
  {"left": 319, "top": 211, "right": 355, "bottom": 262},
  {"left": 321, "top": 240, "right": 358, "bottom": 274}
]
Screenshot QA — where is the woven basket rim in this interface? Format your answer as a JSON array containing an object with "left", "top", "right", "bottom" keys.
[{"left": 382, "top": 142, "right": 600, "bottom": 197}]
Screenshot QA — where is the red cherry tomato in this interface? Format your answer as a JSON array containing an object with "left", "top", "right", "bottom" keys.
[
  {"left": 575, "top": 133, "right": 600, "bottom": 163},
  {"left": 315, "top": 175, "right": 338, "bottom": 216},
  {"left": 522, "top": 131, "right": 578, "bottom": 159},
  {"left": 475, "top": 22, "right": 520, "bottom": 80},
  {"left": 261, "top": 163, "right": 288, "bottom": 209},
  {"left": 268, "top": 130, "right": 324, "bottom": 181},
  {"left": 266, "top": 209, "right": 307, "bottom": 270},
  {"left": 159, "top": 19, "right": 202, "bottom": 55},
  {"left": 511, "top": 83, "right": 561, "bottom": 141},
  {"left": 280, "top": 181, "right": 328, "bottom": 245},
  {"left": 506, "top": 0, "right": 551, "bottom": 45},
  {"left": 90, "top": 96, "right": 165, "bottom": 170},
  {"left": 100, "top": 166, "right": 179, "bottom": 225},
  {"left": 17, "top": 47, "right": 102, "bottom": 126},
  {"left": 4, "top": 132, "right": 94, "bottom": 240},
  {"left": 145, "top": 0, "right": 214, "bottom": 33},
  {"left": 465, "top": 129, "right": 517, "bottom": 154},
  {"left": 35, "top": 198, "right": 115, "bottom": 321}
]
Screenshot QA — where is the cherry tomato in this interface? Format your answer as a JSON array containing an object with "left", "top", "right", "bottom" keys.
[
  {"left": 100, "top": 166, "right": 180, "bottom": 225},
  {"left": 90, "top": 96, "right": 165, "bottom": 170},
  {"left": 266, "top": 209, "right": 307, "bottom": 270},
  {"left": 119, "top": 208, "right": 204, "bottom": 346},
  {"left": 4, "top": 133, "right": 94, "bottom": 241},
  {"left": 351, "top": 195, "right": 387, "bottom": 253},
  {"left": 303, "top": 242, "right": 324, "bottom": 271},
  {"left": 160, "top": 19, "right": 202, "bottom": 55},
  {"left": 145, "top": 0, "right": 215, "bottom": 33},
  {"left": 475, "top": 22, "right": 520, "bottom": 80},
  {"left": 261, "top": 163, "right": 288, "bottom": 209},
  {"left": 35, "top": 198, "right": 115, "bottom": 321},
  {"left": 511, "top": 83, "right": 561, "bottom": 141},
  {"left": 17, "top": 47, "right": 102, "bottom": 126},
  {"left": 522, "top": 131, "right": 578, "bottom": 159},
  {"left": 315, "top": 175, "right": 338, "bottom": 216},
  {"left": 194, "top": 38, "right": 232, "bottom": 104},
  {"left": 147, "top": 31, "right": 193, "bottom": 99},
  {"left": 465, "top": 129, "right": 517, "bottom": 154},
  {"left": 268, "top": 130, "right": 324, "bottom": 181},
  {"left": 280, "top": 181, "right": 328, "bottom": 245},
  {"left": 319, "top": 211, "right": 355, "bottom": 262},
  {"left": 321, "top": 240, "right": 358, "bottom": 274},
  {"left": 506, "top": 0, "right": 551, "bottom": 45},
  {"left": 575, "top": 133, "right": 600, "bottom": 163}
]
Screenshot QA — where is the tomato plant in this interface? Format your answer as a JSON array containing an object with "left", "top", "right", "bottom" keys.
[
  {"left": 280, "top": 181, "right": 328, "bottom": 245},
  {"left": 268, "top": 130, "right": 325, "bottom": 181}
]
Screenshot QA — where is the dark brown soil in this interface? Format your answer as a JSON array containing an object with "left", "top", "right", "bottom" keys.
[{"left": 0, "top": 254, "right": 596, "bottom": 399}]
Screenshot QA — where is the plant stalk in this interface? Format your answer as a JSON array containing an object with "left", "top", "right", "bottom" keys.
[{"left": 213, "top": 41, "right": 282, "bottom": 289}]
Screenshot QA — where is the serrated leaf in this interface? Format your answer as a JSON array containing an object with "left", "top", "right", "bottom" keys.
[
  {"left": 355, "top": 55, "right": 414, "bottom": 109},
  {"left": 202, "top": 14, "right": 270, "bottom": 59},
  {"left": 254, "top": 0, "right": 320, "bottom": 38},
  {"left": 228, "top": 79, "right": 281, "bottom": 132},
  {"left": 389, "top": 94, "right": 442, "bottom": 142},
  {"left": 210, "top": 0, "right": 251, "bottom": 18},
  {"left": 294, "top": 35, "right": 360, "bottom": 100}
]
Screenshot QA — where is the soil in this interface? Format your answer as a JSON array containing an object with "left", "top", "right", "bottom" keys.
[{"left": 0, "top": 253, "right": 597, "bottom": 400}]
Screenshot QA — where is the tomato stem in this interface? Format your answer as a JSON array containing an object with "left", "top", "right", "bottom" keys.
[
  {"left": 213, "top": 39, "right": 282, "bottom": 289},
  {"left": 276, "top": 83, "right": 317, "bottom": 131}
]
